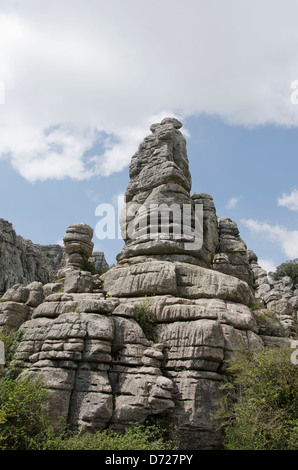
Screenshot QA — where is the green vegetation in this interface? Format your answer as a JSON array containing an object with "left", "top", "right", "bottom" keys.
[
  {"left": 0, "top": 374, "right": 50, "bottom": 450},
  {"left": 43, "top": 422, "right": 177, "bottom": 451},
  {"left": 81, "top": 252, "right": 103, "bottom": 276},
  {"left": 269, "top": 258, "right": 298, "bottom": 286},
  {"left": 253, "top": 309, "right": 285, "bottom": 334},
  {"left": 0, "top": 330, "right": 24, "bottom": 379},
  {"left": 250, "top": 300, "right": 262, "bottom": 311},
  {"left": 135, "top": 300, "right": 157, "bottom": 341},
  {"left": 0, "top": 371, "right": 177, "bottom": 450},
  {"left": 0, "top": 329, "right": 177, "bottom": 450},
  {"left": 216, "top": 345, "right": 298, "bottom": 450}
]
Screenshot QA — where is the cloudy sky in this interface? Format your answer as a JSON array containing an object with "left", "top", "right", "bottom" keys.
[{"left": 1, "top": 0, "right": 298, "bottom": 271}]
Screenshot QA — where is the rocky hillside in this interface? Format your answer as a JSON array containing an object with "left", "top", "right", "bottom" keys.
[
  {"left": 0, "top": 219, "right": 109, "bottom": 295},
  {"left": 0, "top": 118, "right": 296, "bottom": 450}
]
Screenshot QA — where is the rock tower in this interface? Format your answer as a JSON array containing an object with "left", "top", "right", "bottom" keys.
[{"left": 1, "top": 118, "right": 296, "bottom": 450}]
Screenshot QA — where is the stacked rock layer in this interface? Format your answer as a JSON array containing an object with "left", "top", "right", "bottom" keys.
[{"left": 1, "top": 118, "right": 296, "bottom": 450}]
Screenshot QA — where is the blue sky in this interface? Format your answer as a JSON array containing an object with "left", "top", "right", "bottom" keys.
[{"left": 0, "top": 1, "right": 298, "bottom": 271}]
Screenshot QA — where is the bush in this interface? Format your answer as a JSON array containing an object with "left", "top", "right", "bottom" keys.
[
  {"left": 43, "top": 422, "right": 177, "bottom": 451},
  {"left": 216, "top": 345, "right": 298, "bottom": 450},
  {"left": 0, "top": 374, "right": 50, "bottom": 450},
  {"left": 0, "top": 360, "right": 177, "bottom": 450},
  {"left": 269, "top": 258, "right": 298, "bottom": 286}
]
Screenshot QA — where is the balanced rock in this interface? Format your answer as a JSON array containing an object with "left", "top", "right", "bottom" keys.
[
  {"left": 117, "top": 118, "right": 207, "bottom": 266},
  {"left": 57, "top": 223, "right": 95, "bottom": 293},
  {"left": 59, "top": 223, "right": 94, "bottom": 274}
]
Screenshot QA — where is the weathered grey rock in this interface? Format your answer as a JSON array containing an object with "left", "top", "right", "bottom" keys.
[
  {"left": 69, "top": 366, "right": 113, "bottom": 430},
  {"left": 63, "top": 270, "right": 93, "bottom": 294},
  {"left": 102, "top": 259, "right": 253, "bottom": 306},
  {"left": 249, "top": 254, "right": 298, "bottom": 335},
  {"left": 57, "top": 224, "right": 94, "bottom": 280},
  {"left": 0, "top": 301, "right": 29, "bottom": 332},
  {"left": 156, "top": 319, "right": 224, "bottom": 371},
  {"left": 192, "top": 193, "right": 218, "bottom": 267},
  {"left": 42, "top": 282, "right": 64, "bottom": 297},
  {"left": 89, "top": 252, "right": 109, "bottom": 274},
  {"left": 26, "top": 281, "right": 45, "bottom": 307},
  {"left": 2, "top": 117, "right": 293, "bottom": 451},
  {"left": 174, "top": 262, "right": 253, "bottom": 305},
  {"left": 1, "top": 284, "right": 30, "bottom": 304},
  {"left": 0, "top": 219, "right": 65, "bottom": 294},
  {"left": 101, "top": 259, "right": 177, "bottom": 297},
  {"left": 151, "top": 297, "right": 257, "bottom": 332},
  {"left": 213, "top": 218, "right": 253, "bottom": 285},
  {"left": 12, "top": 298, "right": 176, "bottom": 433},
  {"left": 117, "top": 119, "right": 213, "bottom": 267}
]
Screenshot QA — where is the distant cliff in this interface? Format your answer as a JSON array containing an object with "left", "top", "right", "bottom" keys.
[{"left": 0, "top": 219, "right": 108, "bottom": 294}]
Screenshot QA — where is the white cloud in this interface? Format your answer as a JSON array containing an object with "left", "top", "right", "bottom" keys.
[
  {"left": 226, "top": 197, "right": 240, "bottom": 209},
  {"left": 241, "top": 219, "right": 298, "bottom": 259},
  {"left": 258, "top": 258, "right": 276, "bottom": 274},
  {"left": 278, "top": 188, "right": 298, "bottom": 211},
  {"left": 2, "top": 1, "right": 298, "bottom": 181}
]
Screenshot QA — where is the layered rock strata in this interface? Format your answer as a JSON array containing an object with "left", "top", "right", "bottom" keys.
[
  {"left": 0, "top": 118, "right": 294, "bottom": 450},
  {"left": 213, "top": 217, "right": 253, "bottom": 286},
  {"left": 0, "top": 219, "right": 64, "bottom": 294},
  {"left": 248, "top": 251, "right": 298, "bottom": 341},
  {"left": 0, "top": 219, "right": 108, "bottom": 294},
  {"left": 117, "top": 118, "right": 216, "bottom": 268}
]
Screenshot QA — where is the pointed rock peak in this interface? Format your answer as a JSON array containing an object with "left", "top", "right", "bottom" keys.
[
  {"left": 113, "top": 118, "right": 218, "bottom": 268},
  {"left": 150, "top": 117, "right": 183, "bottom": 132}
]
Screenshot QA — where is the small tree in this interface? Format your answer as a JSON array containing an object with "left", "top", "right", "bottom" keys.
[
  {"left": 269, "top": 258, "right": 298, "bottom": 286},
  {"left": 216, "top": 345, "right": 298, "bottom": 450}
]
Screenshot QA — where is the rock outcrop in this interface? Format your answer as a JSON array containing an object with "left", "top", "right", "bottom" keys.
[
  {"left": 248, "top": 251, "right": 298, "bottom": 341},
  {"left": 117, "top": 118, "right": 216, "bottom": 267},
  {"left": 0, "top": 118, "right": 295, "bottom": 450},
  {"left": 0, "top": 219, "right": 108, "bottom": 295},
  {"left": 0, "top": 219, "right": 64, "bottom": 294},
  {"left": 213, "top": 217, "right": 253, "bottom": 286}
]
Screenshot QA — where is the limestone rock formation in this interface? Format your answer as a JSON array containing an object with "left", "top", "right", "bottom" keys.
[
  {"left": 90, "top": 251, "right": 109, "bottom": 274},
  {"left": 248, "top": 251, "right": 298, "bottom": 340},
  {"left": 0, "top": 219, "right": 108, "bottom": 295},
  {"left": 0, "top": 281, "right": 45, "bottom": 333},
  {"left": 117, "top": 118, "right": 214, "bottom": 267},
  {"left": 0, "top": 219, "right": 64, "bottom": 294},
  {"left": 0, "top": 118, "right": 295, "bottom": 450},
  {"left": 213, "top": 217, "right": 253, "bottom": 286}
]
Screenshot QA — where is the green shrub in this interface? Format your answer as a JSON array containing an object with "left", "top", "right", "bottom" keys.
[
  {"left": 42, "top": 422, "right": 177, "bottom": 451},
  {"left": 0, "top": 358, "right": 177, "bottom": 450},
  {"left": 269, "top": 258, "right": 298, "bottom": 285},
  {"left": 0, "top": 330, "right": 25, "bottom": 379},
  {"left": 216, "top": 345, "right": 298, "bottom": 450},
  {"left": 253, "top": 309, "right": 285, "bottom": 336},
  {"left": 0, "top": 374, "right": 50, "bottom": 450},
  {"left": 80, "top": 252, "right": 103, "bottom": 276}
]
